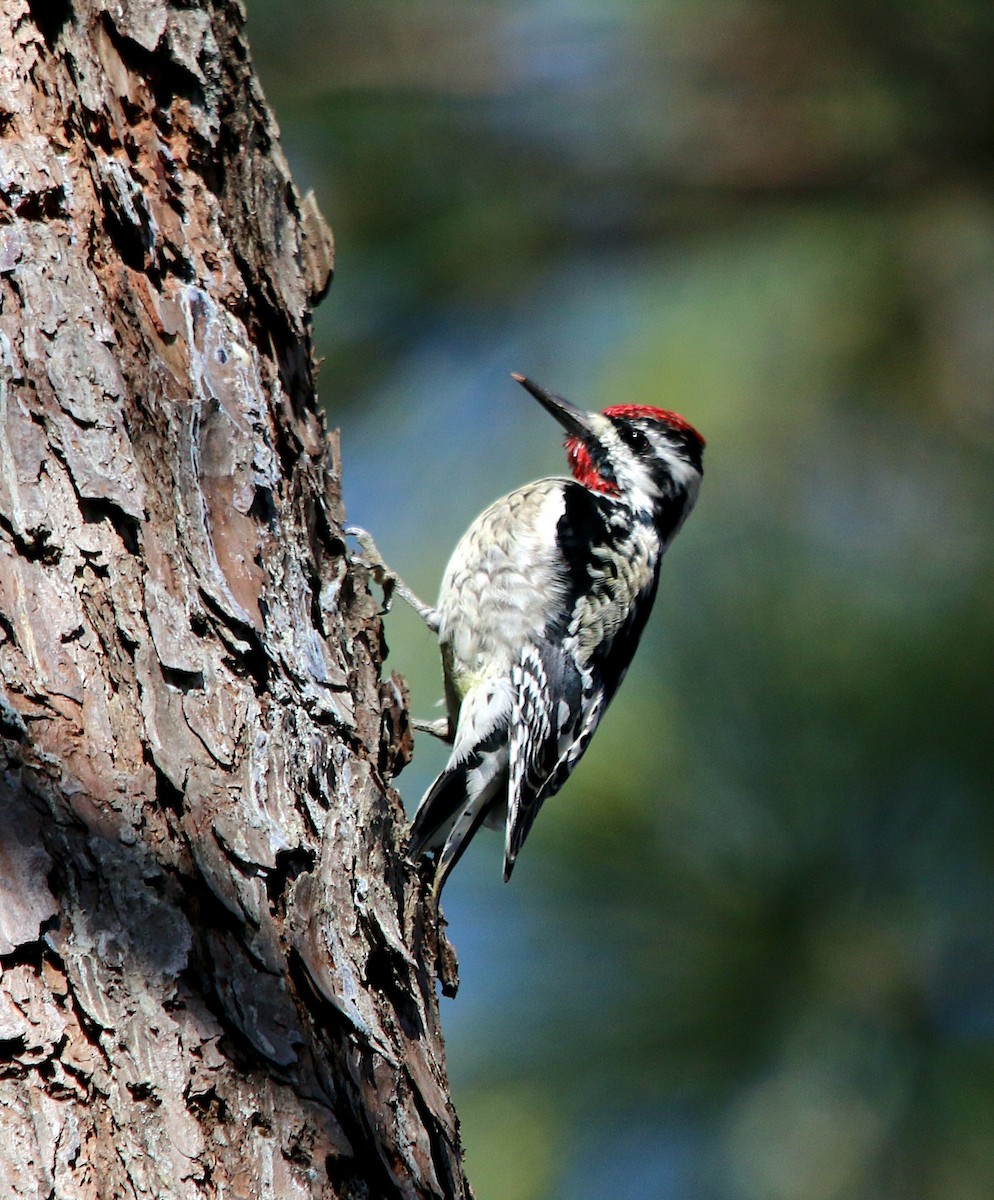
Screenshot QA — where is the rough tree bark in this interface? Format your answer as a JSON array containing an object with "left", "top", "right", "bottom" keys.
[{"left": 0, "top": 2, "right": 469, "bottom": 1197}]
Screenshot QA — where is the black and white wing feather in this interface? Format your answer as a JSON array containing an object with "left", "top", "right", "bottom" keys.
[{"left": 505, "top": 644, "right": 585, "bottom": 878}]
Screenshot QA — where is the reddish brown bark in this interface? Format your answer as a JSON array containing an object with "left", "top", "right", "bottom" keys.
[{"left": 0, "top": 2, "right": 468, "bottom": 1196}]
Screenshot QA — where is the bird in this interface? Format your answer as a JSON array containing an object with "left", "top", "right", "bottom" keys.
[{"left": 349, "top": 374, "right": 704, "bottom": 895}]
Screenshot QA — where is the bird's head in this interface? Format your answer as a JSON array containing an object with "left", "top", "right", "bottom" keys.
[{"left": 512, "top": 374, "right": 705, "bottom": 518}]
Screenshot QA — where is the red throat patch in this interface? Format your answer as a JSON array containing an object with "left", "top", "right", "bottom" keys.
[{"left": 565, "top": 436, "right": 619, "bottom": 495}]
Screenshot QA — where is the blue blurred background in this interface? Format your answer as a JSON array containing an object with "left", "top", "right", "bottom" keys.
[{"left": 248, "top": 2, "right": 994, "bottom": 1196}]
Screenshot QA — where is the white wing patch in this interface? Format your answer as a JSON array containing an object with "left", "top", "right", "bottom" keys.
[{"left": 449, "top": 676, "right": 514, "bottom": 765}]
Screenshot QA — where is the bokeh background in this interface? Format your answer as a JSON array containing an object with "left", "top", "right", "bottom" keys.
[{"left": 247, "top": 2, "right": 994, "bottom": 1197}]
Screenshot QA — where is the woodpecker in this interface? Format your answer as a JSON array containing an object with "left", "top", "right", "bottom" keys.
[{"left": 350, "top": 374, "right": 704, "bottom": 895}]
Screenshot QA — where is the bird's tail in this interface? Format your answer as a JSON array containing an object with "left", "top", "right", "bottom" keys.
[
  {"left": 408, "top": 763, "right": 470, "bottom": 859},
  {"left": 408, "top": 677, "right": 513, "bottom": 893},
  {"left": 408, "top": 744, "right": 508, "bottom": 895}
]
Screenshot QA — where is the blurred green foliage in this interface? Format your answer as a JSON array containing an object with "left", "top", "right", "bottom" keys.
[{"left": 248, "top": 1, "right": 994, "bottom": 1196}]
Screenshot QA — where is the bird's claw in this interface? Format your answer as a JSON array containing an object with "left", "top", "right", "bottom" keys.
[
  {"left": 344, "top": 526, "right": 441, "bottom": 631},
  {"left": 345, "top": 525, "right": 396, "bottom": 613}
]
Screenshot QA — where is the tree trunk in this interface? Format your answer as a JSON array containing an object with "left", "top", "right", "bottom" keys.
[{"left": 0, "top": 2, "right": 468, "bottom": 1196}]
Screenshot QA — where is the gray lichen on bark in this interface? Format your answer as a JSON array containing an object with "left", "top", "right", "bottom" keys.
[{"left": 0, "top": 1, "right": 468, "bottom": 1196}]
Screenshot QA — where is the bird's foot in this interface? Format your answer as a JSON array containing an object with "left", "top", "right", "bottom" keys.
[
  {"left": 345, "top": 526, "right": 440, "bottom": 629},
  {"left": 411, "top": 716, "right": 454, "bottom": 744}
]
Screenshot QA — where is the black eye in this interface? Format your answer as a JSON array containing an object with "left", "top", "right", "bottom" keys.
[{"left": 619, "top": 425, "right": 650, "bottom": 453}]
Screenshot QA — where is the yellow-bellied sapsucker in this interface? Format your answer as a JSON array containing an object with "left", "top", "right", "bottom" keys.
[{"left": 351, "top": 374, "right": 704, "bottom": 895}]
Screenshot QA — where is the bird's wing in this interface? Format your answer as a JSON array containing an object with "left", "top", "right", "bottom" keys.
[{"left": 504, "top": 643, "right": 592, "bottom": 879}]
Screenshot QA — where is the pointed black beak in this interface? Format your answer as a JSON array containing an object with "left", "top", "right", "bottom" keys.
[{"left": 511, "top": 374, "right": 598, "bottom": 441}]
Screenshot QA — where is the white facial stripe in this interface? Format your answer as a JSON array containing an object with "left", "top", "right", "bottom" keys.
[
  {"left": 648, "top": 431, "right": 700, "bottom": 491},
  {"left": 611, "top": 451, "right": 657, "bottom": 512}
]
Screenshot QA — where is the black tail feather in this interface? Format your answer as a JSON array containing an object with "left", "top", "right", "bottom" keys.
[{"left": 407, "top": 763, "right": 469, "bottom": 859}]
